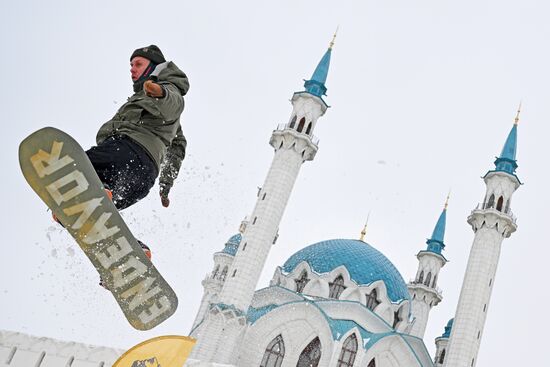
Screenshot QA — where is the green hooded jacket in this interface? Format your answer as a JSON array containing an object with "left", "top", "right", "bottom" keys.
[{"left": 96, "top": 61, "right": 189, "bottom": 195}]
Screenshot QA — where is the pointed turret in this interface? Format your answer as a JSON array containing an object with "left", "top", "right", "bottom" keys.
[
  {"left": 493, "top": 104, "right": 520, "bottom": 175},
  {"left": 303, "top": 31, "right": 336, "bottom": 98},
  {"left": 494, "top": 124, "right": 518, "bottom": 174},
  {"left": 426, "top": 196, "right": 448, "bottom": 254},
  {"left": 442, "top": 318, "right": 454, "bottom": 338},
  {"left": 304, "top": 48, "right": 332, "bottom": 97}
]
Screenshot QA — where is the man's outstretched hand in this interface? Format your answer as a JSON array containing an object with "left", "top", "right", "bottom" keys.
[{"left": 144, "top": 80, "right": 165, "bottom": 98}]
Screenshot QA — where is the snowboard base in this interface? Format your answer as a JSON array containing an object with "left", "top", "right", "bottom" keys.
[{"left": 19, "top": 127, "right": 178, "bottom": 330}]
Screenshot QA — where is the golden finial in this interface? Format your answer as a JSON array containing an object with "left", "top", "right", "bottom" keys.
[
  {"left": 514, "top": 101, "right": 522, "bottom": 125},
  {"left": 359, "top": 211, "right": 370, "bottom": 242},
  {"left": 444, "top": 190, "right": 451, "bottom": 210},
  {"left": 329, "top": 26, "right": 339, "bottom": 50}
]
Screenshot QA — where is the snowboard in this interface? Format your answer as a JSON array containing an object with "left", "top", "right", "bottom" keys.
[{"left": 19, "top": 127, "right": 178, "bottom": 330}]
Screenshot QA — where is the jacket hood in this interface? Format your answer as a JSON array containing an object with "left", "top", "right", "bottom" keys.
[{"left": 154, "top": 61, "right": 190, "bottom": 96}]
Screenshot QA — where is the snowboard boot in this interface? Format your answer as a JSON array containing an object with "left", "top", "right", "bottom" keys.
[
  {"left": 53, "top": 188, "right": 113, "bottom": 226},
  {"left": 99, "top": 240, "right": 152, "bottom": 290}
]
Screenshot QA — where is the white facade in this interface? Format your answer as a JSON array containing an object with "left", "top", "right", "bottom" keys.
[{"left": 0, "top": 330, "right": 122, "bottom": 367}]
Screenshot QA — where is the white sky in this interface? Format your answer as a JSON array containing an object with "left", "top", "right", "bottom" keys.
[{"left": 1, "top": 1, "right": 548, "bottom": 365}]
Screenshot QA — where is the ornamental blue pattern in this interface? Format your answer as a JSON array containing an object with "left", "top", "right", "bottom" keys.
[{"left": 282, "top": 239, "right": 410, "bottom": 302}]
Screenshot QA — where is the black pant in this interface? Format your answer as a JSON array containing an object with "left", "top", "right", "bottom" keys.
[{"left": 86, "top": 135, "right": 158, "bottom": 210}]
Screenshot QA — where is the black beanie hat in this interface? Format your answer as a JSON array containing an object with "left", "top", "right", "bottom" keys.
[{"left": 131, "top": 45, "right": 166, "bottom": 64}]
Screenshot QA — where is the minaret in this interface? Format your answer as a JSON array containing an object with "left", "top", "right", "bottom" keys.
[
  {"left": 189, "top": 36, "right": 335, "bottom": 364},
  {"left": 444, "top": 108, "right": 521, "bottom": 367},
  {"left": 407, "top": 196, "right": 449, "bottom": 338},
  {"left": 190, "top": 231, "right": 243, "bottom": 330}
]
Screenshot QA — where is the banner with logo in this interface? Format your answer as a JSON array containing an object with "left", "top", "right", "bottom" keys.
[{"left": 113, "top": 335, "right": 196, "bottom": 367}]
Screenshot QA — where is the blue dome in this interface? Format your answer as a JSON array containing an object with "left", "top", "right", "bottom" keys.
[
  {"left": 282, "top": 239, "right": 409, "bottom": 302},
  {"left": 221, "top": 233, "right": 241, "bottom": 256}
]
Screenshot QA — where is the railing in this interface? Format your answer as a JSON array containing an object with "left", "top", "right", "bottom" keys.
[
  {"left": 275, "top": 123, "right": 320, "bottom": 145},
  {"left": 408, "top": 279, "right": 443, "bottom": 295},
  {"left": 473, "top": 202, "right": 517, "bottom": 222}
]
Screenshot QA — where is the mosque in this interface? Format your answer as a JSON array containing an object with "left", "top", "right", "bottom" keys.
[{"left": 0, "top": 36, "right": 521, "bottom": 367}]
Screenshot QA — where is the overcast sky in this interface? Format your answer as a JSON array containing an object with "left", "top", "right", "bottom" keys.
[{"left": 1, "top": 1, "right": 548, "bottom": 365}]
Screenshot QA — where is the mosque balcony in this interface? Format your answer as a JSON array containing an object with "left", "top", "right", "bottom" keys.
[
  {"left": 473, "top": 202, "right": 517, "bottom": 223},
  {"left": 275, "top": 123, "right": 320, "bottom": 146},
  {"left": 408, "top": 280, "right": 443, "bottom": 296}
]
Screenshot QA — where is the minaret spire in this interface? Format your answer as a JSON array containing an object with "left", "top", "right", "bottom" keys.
[
  {"left": 359, "top": 211, "right": 370, "bottom": 242},
  {"left": 494, "top": 106, "right": 521, "bottom": 175},
  {"left": 304, "top": 31, "right": 336, "bottom": 98},
  {"left": 427, "top": 193, "right": 449, "bottom": 254},
  {"left": 514, "top": 101, "right": 521, "bottom": 125},
  {"left": 329, "top": 26, "right": 338, "bottom": 49}
]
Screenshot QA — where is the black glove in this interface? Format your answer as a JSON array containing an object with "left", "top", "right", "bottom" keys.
[{"left": 160, "top": 184, "right": 170, "bottom": 208}]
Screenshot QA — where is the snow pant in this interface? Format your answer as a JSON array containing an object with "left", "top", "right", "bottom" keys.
[{"left": 86, "top": 135, "right": 158, "bottom": 210}]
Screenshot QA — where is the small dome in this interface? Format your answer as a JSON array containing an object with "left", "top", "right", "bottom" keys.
[
  {"left": 442, "top": 318, "right": 454, "bottom": 338},
  {"left": 221, "top": 233, "right": 241, "bottom": 256},
  {"left": 282, "top": 239, "right": 409, "bottom": 302}
]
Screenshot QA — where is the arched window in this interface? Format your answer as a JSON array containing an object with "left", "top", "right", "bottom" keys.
[
  {"left": 289, "top": 115, "right": 297, "bottom": 129},
  {"left": 260, "top": 334, "right": 285, "bottom": 367},
  {"left": 329, "top": 275, "right": 346, "bottom": 299},
  {"left": 487, "top": 194, "right": 495, "bottom": 208},
  {"left": 367, "top": 359, "right": 376, "bottom": 367},
  {"left": 505, "top": 199, "right": 510, "bottom": 212},
  {"left": 305, "top": 122, "right": 312, "bottom": 135},
  {"left": 418, "top": 271, "right": 424, "bottom": 284},
  {"left": 297, "top": 117, "right": 306, "bottom": 132},
  {"left": 295, "top": 271, "right": 310, "bottom": 293},
  {"left": 336, "top": 334, "right": 357, "bottom": 367},
  {"left": 296, "top": 337, "right": 321, "bottom": 367},
  {"left": 220, "top": 266, "right": 228, "bottom": 281},
  {"left": 365, "top": 289, "right": 380, "bottom": 311},
  {"left": 424, "top": 272, "right": 432, "bottom": 287},
  {"left": 432, "top": 275, "right": 437, "bottom": 288},
  {"left": 496, "top": 196, "right": 504, "bottom": 211},
  {"left": 438, "top": 349, "right": 446, "bottom": 364},
  {"left": 212, "top": 265, "right": 220, "bottom": 279}
]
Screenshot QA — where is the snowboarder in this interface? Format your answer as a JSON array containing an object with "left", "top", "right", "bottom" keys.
[
  {"left": 54, "top": 44, "right": 189, "bottom": 267},
  {"left": 92, "top": 44, "right": 189, "bottom": 211}
]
